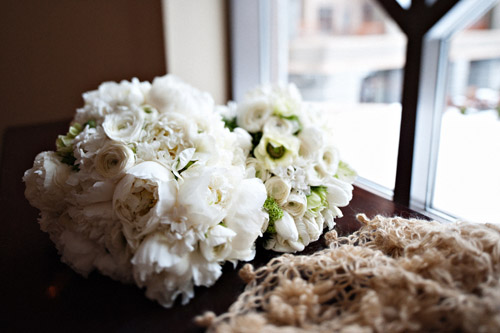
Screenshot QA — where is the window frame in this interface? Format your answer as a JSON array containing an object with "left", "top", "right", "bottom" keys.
[{"left": 229, "top": 0, "right": 499, "bottom": 220}]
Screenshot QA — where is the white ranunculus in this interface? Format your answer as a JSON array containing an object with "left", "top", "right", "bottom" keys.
[
  {"left": 270, "top": 84, "right": 303, "bottom": 117},
  {"left": 95, "top": 141, "right": 135, "bottom": 178},
  {"left": 236, "top": 98, "right": 273, "bottom": 133},
  {"left": 254, "top": 132, "right": 300, "bottom": 170},
  {"left": 102, "top": 106, "right": 144, "bottom": 143},
  {"left": 299, "top": 127, "right": 324, "bottom": 159},
  {"left": 283, "top": 192, "right": 307, "bottom": 217},
  {"left": 303, "top": 163, "right": 325, "bottom": 187},
  {"left": 243, "top": 83, "right": 302, "bottom": 117},
  {"left": 23, "top": 151, "right": 72, "bottom": 213},
  {"left": 316, "top": 145, "right": 340, "bottom": 177},
  {"left": 113, "top": 161, "right": 177, "bottom": 249},
  {"left": 263, "top": 116, "right": 295, "bottom": 135},
  {"left": 264, "top": 176, "right": 291, "bottom": 205}
]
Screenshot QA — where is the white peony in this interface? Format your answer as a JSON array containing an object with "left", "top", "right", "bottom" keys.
[
  {"left": 177, "top": 165, "right": 238, "bottom": 229},
  {"left": 23, "top": 151, "right": 72, "bottom": 213},
  {"left": 199, "top": 225, "right": 237, "bottom": 262},
  {"left": 113, "top": 161, "right": 177, "bottom": 249},
  {"left": 148, "top": 75, "right": 214, "bottom": 117},
  {"left": 222, "top": 177, "right": 267, "bottom": 261}
]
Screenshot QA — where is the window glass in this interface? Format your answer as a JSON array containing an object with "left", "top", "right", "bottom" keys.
[
  {"left": 432, "top": 3, "right": 500, "bottom": 223},
  {"left": 287, "top": 0, "right": 406, "bottom": 190}
]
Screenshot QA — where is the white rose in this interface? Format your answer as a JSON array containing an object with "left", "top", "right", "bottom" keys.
[
  {"left": 283, "top": 192, "right": 307, "bottom": 217},
  {"left": 236, "top": 98, "right": 273, "bottom": 133},
  {"left": 254, "top": 132, "right": 300, "bottom": 170},
  {"left": 23, "top": 151, "right": 72, "bottom": 213},
  {"left": 264, "top": 176, "right": 291, "bottom": 205},
  {"left": 113, "top": 161, "right": 177, "bottom": 249},
  {"left": 102, "top": 106, "right": 144, "bottom": 143},
  {"left": 95, "top": 141, "right": 135, "bottom": 178}
]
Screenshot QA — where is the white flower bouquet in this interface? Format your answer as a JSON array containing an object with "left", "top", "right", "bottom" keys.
[
  {"left": 222, "top": 84, "right": 357, "bottom": 252},
  {"left": 24, "top": 75, "right": 356, "bottom": 308}
]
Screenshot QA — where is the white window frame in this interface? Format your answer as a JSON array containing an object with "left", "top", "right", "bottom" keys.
[
  {"left": 230, "top": 0, "right": 499, "bottom": 221},
  {"left": 411, "top": 0, "right": 498, "bottom": 220}
]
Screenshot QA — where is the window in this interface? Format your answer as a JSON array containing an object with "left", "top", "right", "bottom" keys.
[
  {"left": 230, "top": 0, "right": 500, "bottom": 223},
  {"left": 430, "top": 3, "right": 500, "bottom": 223}
]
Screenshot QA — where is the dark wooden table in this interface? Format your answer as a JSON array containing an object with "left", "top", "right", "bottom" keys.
[{"left": 0, "top": 120, "right": 427, "bottom": 332}]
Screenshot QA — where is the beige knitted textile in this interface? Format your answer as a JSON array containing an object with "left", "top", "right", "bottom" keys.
[{"left": 196, "top": 215, "right": 500, "bottom": 332}]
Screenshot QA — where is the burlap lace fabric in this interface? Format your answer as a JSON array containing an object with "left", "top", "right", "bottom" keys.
[{"left": 196, "top": 215, "right": 500, "bottom": 332}]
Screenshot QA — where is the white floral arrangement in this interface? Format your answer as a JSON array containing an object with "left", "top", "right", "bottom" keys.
[
  {"left": 222, "top": 84, "right": 356, "bottom": 252},
  {"left": 24, "top": 75, "right": 356, "bottom": 308}
]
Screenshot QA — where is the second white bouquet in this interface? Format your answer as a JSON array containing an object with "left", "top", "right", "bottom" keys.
[{"left": 222, "top": 84, "right": 357, "bottom": 252}]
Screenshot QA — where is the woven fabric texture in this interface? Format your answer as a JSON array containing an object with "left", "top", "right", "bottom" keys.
[{"left": 196, "top": 214, "right": 500, "bottom": 332}]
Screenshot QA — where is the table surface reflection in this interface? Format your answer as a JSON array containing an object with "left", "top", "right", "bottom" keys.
[{"left": 0, "top": 120, "right": 428, "bottom": 332}]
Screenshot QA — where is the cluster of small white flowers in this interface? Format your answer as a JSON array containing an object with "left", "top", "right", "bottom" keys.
[
  {"left": 232, "top": 84, "right": 357, "bottom": 252},
  {"left": 23, "top": 75, "right": 268, "bottom": 308}
]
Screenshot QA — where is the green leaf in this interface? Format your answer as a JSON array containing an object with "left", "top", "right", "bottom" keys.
[
  {"left": 223, "top": 117, "right": 238, "bottom": 132},
  {"left": 263, "top": 196, "right": 284, "bottom": 234}
]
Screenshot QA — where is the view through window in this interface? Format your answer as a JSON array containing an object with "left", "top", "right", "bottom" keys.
[
  {"left": 286, "top": 0, "right": 406, "bottom": 192},
  {"left": 432, "top": 3, "right": 500, "bottom": 223}
]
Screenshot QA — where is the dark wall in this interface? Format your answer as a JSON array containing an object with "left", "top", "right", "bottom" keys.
[{"left": 0, "top": 0, "right": 166, "bottom": 143}]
